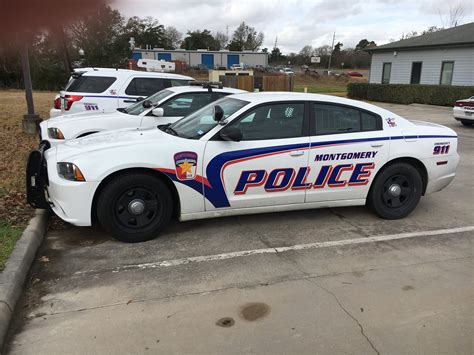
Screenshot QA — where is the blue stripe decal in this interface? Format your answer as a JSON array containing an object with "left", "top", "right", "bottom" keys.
[
  {"left": 61, "top": 95, "right": 138, "bottom": 100},
  {"left": 166, "top": 134, "right": 458, "bottom": 209}
]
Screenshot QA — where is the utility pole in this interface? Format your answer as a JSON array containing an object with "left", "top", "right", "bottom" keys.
[
  {"left": 20, "top": 37, "right": 41, "bottom": 134},
  {"left": 327, "top": 31, "right": 336, "bottom": 72}
]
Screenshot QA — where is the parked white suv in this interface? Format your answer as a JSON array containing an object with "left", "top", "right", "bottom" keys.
[{"left": 50, "top": 68, "right": 194, "bottom": 118}]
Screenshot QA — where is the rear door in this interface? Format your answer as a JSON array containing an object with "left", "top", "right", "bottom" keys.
[
  {"left": 305, "top": 102, "right": 389, "bottom": 203},
  {"left": 203, "top": 101, "right": 310, "bottom": 210},
  {"left": 120, "top": 77, "right": 168, "bottom": 107}
]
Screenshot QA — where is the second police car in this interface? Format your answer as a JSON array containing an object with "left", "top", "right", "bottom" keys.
[
  {"left": 40, "top": 83, "right": 245, "bottom": 146},
  {"left": 27, "top": 93, "right": 459, "bottom": 243}
]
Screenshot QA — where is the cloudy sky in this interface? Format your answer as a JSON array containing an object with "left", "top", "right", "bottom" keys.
[{"left": 114, "top": 0, "right": 473, "bottom": 53}]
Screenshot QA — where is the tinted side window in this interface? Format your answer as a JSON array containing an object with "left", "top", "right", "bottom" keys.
[
  {"left": 171, "top": 79, "right": 191, "bottom": 86},
  {"left": 160, "top": 93, "right": 213, "bottom": 116},
  {"left": 313, "top": 103, "right": 381, "bottom": 135},
  {"left": 66, "top": 76, "right": 117, "bottom": 93},
  {"left": 231, "top": 103, "right": 305, "bottom": 140},
  {"left": 125, "top": 78, "right": 168, "bottom": 96}
]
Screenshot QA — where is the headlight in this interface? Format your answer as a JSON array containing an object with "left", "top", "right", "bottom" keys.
[
  {"left": 48, "top": 127, "right": 65, "bottom": 139},
  {"left": 57, "top": 162, "right": 85, "bottom": 181}
]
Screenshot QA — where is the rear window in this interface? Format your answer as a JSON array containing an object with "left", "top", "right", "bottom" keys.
[{"left": 66, "top": 76, "right": 117, "bottom": 93}]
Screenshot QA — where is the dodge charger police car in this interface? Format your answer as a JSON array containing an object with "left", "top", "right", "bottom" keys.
[
  {"left": 40, "top": 83, "right": 245, "bottom": 146},
  {"left": 27, "top": 93, "right": 459, "bottom": 243},
  {"left": 453, "top": 96, "right": 474, "bottom": 126}
]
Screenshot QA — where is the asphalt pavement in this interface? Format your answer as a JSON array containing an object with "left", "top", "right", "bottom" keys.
[{"left": 5, "top": 103, "right": 474, "bottom": 354}]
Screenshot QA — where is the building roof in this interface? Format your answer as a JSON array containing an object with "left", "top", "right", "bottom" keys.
[{"left": 367, "top": 22, "right": 474, "bottom": 52}]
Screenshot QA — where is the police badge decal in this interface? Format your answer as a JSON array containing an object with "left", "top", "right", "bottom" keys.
[{"left": 174, "top": 151, "right": 198, "bottom": 181}]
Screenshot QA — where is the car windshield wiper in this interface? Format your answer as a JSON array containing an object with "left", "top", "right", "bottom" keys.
[{"left": 159, "top": 123, "right": 180, "bottom": 137}]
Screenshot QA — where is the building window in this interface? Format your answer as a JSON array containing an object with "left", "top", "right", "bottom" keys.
[
  {"left": 440, "top": 61, "right": 454, "bottom": 85},
  {"left": 410, "top": 62, "right": 422, "bottom": 84},
  {"left": 382, "top": 62, "right": 391, "bottom": 84}
]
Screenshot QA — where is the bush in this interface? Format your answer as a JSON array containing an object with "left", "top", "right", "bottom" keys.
[{"left": 347, "top": 83, "right": 474, "bottom": 106}]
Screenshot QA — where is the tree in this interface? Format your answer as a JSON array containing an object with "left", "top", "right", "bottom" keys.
[
  {"left": 355, "top": 39, "right": 376, "bottom": 51},
  {"left": 215, "top": 31, "right": 228, "bottom": 50},
  {"left": 269, "top": 47, "right": 282, "bottom": 63},
  {"left": 71, "top": 4, "right": 129, "bottom": 68},
  {"left": 228, "top": 22, "right": 264, "bottom": 51},
  {"left": 333, "top": 42, "right": 343, "bottom": 54},
  {"left": 299, "top": 45, "right": 314, "bottom": 60},
  {"left": 164, "top": 26, "right": 182, "bottom": 49},
  {"left": 124, "top": 16, "right": 166, "bottom": 49},
  {"left": 439, "top": 4, "right": 465, "bottom": 27},
  {"left": 181, "top": 30, "right": 220, "bottom": 50}
]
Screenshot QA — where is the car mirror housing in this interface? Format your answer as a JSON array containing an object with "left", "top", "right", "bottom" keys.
[
  {"left": 142, "top": 100, "right": 152, "bottom": 108},
  {"left": 152, "top": 107, "right": 164, "bottom": 117},
  {"left": 220, "top": 126, "right": 242, "bottom": 142},
  {"left": 213, "top": 105, "right": 224, "bottom": 122}
]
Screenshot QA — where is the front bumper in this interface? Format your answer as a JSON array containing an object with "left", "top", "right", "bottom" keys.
[{"left": 26, "top": 143, "right": 99, "bottom": 226}]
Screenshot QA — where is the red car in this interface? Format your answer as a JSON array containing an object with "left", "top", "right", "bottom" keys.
[{"left": 347, "top": 71, "right": 363, "bottom": 77}]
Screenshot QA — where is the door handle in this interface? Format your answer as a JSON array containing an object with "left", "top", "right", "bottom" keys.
[
  {"left": 370, "top": 143, "right": 384, "bottom": 147},
  {"left": 289, "top": 150, "right": 305, "bottom": 157},
  {"left": 123, "top": 99, "right": 137, "bottom": 103}
]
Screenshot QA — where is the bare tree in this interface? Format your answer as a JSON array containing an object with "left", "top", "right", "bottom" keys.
[
  {"left": 439, "top": 4, "right": 465, "bottom": 28},
  {"left": 215, "top": 31, "right": 228, "bottom": 49},
  {"left": 164, "top": 26, "right": 182, "bottom": 49}
]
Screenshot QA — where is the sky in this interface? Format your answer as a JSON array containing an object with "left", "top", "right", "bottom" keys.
[{"left": 114, "top": 0, "right": 474, "bottom": 53}]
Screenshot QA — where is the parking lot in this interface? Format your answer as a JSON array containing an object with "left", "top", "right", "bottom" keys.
[{"left": 5, "top": 103, "right": 474, "bottom": 354}]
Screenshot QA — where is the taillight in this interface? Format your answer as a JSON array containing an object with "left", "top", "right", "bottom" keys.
[
  {"left": 64, "top": 95, "right": 83, "bottom": 110},
  {"left": 455, "top": 101, "right": 469, "bottom": 107},
  {"left": 54, "top": 97, "right": 61, "bottom": 109}
]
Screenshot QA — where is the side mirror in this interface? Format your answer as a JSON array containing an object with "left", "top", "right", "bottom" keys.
[
  {"left": 142, "top": 99, "right": 152, "bottom": 108},
  {"left": 137, "top": 96, "right": 145, "bottom": 102},
  {"left": 213, "top": 105, "right": 224, "bottom": 122},
  {"left": 220, "top": 126, "right": 242, "bottom": 142},
  {"left": 151, "top": 107, "right": 164, "bottom": 117}
]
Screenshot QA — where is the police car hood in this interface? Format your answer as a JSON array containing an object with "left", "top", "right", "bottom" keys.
[
  {"left": 45, "top": 111, "right": 127, "bottom": 127},
  {"left": 55, "top": 126, "right": 174, "bottom": 161}
]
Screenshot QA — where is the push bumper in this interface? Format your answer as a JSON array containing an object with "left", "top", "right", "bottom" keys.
[{"left": 26, "top": 141, "right": 51, "bottom": 209}]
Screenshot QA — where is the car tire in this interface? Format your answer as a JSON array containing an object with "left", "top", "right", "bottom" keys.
[
  {"left": 368, "top": 163, "right": 422, "bottom": 219},
  {"left": 97, "top": 172, "right": 173, "bottom": 243},
  {"left": 461, "top": 120, "right": 473, "bottom": 126}
]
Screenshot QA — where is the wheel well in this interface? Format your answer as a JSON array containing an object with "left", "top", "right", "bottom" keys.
[
  {"left": 77, "top": 131, "right": 99, "bottom": 138},
  {"left": 373, "top": 157, "right": 428, "bottom": 196},
  {"left": 91, "top": 168, "right": 181, "bottom": 225}
]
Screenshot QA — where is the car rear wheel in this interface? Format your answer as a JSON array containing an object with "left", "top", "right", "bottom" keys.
[
  {"left": 461, "top": 120, "right": 473, "bottom": 126},
  {"left": 368, "top": 163, "right": 422, "bottom": 219},
  {"left": 97, "top": 172, "right": 173, "bottom": 243}
]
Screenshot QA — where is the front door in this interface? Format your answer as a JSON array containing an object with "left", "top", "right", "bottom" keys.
[{"left": 203, "top": 101, "right": 310, "bottom": 211}]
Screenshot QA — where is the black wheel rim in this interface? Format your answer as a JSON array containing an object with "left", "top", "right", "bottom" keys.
[
  {"left": 114, "top": 187, "right": 160, "bottom": 229},
  {"left": 381, "top": 174, "right": 413, "bottom": 209}
]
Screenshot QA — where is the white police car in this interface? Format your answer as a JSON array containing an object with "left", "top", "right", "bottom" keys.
[
  {"left": 453, "top": 97, "right": 474, "bottom": 126},
  {"left": 27, "top": 93, "right": 459, "bottom": 243},
  {"left": 41, "top": 83, "right": 245, "bottom": 146},
  {"left": 49, "top": 68, "right": 193, "bottom": 118}
]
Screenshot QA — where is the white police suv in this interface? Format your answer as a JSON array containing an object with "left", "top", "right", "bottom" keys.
[
  {"left": 41, "top": 83, "right": 245, "bottom": 146},
  {"left": 49, "top": 68, "right": 193, "bottom": 118},
  {"left": 27, "top": 93, "right": 459, "bottom": 243}
]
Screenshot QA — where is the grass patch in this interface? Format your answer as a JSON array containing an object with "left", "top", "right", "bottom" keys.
[{"left": 0, "top": 219, "right": 22, "bottom": 271}]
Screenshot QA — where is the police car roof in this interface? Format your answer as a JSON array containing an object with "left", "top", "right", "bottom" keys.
[
  {"left": 229, "top": 92, "right": 396, "bottom": 116},
  {"left": 168, "top": 86, "right": 247, "bottom": 94},
  {"left": 81, "top": 68, "right": 193, "bottom": 80}
]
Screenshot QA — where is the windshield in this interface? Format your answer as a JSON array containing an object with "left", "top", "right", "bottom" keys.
[
  {"left": 169, "top": 97, "right": 249, "bottom": 139},
  {"left": 123, "top": 89, "right": 174, "bottom": 115}
]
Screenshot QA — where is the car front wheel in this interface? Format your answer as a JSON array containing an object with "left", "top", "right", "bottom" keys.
[
  {"left": 368, "top": 163, "right": 423, "bottom": 219},
  {"left": 97, "top": 172, "right": 173, "bottom": 243}
]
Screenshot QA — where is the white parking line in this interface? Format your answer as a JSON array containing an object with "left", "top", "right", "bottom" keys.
[{"left": 76, "top": 226, "right": 474, "bottom": 275}]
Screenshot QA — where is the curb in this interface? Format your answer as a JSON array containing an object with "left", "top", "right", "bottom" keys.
[{"left": 0, "top": 209, "right": 49, "bottom": 349}]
